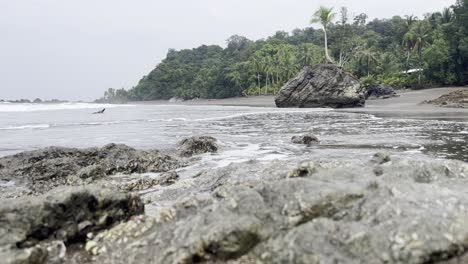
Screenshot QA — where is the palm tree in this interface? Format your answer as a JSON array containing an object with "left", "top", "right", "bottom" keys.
[
  {"left": 404, "top": 15, "right": 417, "bottom": 30},
  {"left": 357, "top": 48, "right": 378, "bottom": 77},
  {"left": 311, "top": 7, "right": 336, "bottom": 64},
  {"left": 262, "top": 57, "right": 273, "bottom": 95},
  {"left": 299, "top": 44, "right": 314, "bottom": 67},
  {"left": 411, "top": 21, "right": 431, "bottom": 84},
  {"left": 403, "top": 31, "right": 416, "bottom": 71},
  {"left": 251, "top": 58, "right": 263, "bottom": 88},
  {"left": 441, "top": 7, "right": 454, "bottom": 24},
  {"left": 402, "top": 15, "right": 418, "bottom": 71},
  {"left": 227, "top": 71, "right": 242, "bottom": 90}
]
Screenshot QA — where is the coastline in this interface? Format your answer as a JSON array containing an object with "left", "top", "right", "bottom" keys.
[
  {"left": 134, "top": 87, "right": 468, "bottom": 121},
  {"left": 2, "top": 87, "right": 468, "bottom": 263}
]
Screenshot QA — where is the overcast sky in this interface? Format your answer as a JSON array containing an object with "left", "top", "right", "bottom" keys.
[{"left": 0, "top": 0, "right": 454, "bottom": 101}]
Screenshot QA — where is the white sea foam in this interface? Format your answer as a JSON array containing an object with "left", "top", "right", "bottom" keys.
[
  {"left": 0, "top": 124, "right": 51, "bottom": 130},
  {"left": 0, "top": 120, "right": 129, "bottom": 131},
  {"left": 0, "top": 102, "right": 133, "bottom": 113},
  {"left": 0, "top": 180, "right": 15, "bottom": 187},
  {"left": 193, "top": 109, "right": 333, "bottom": 122}
]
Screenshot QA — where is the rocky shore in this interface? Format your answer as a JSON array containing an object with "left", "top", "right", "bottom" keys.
[
  {"left": 2, "top": 135, "right": 468, "bottom": 263},
  {"left": 424, "top": 89, "right": 468, "bottom": 108}
]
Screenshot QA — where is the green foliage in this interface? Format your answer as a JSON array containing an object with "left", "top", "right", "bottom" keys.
[
  {"left": 102, "top": 0, "right": 468, "bottom": 101},
  {"left": 96, "top": 88, "right": 129, "bottom": 103}
]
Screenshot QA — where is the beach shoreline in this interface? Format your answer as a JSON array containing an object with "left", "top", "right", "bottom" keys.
[{"left": 133, "top": 87, "right": 468, "bottom": 121}]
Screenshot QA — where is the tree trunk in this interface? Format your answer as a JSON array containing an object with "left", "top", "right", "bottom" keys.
[
  {"left": 324, "top": 27, "right": 334, "bottom": 64},
  {"left": 406, "top": 50, "right": 411, "bottom": 72},
  {"left": 367, "top": 56, "right": 370, "bottom": 77}
]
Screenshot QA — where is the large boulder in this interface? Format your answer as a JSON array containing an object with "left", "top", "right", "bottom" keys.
[
  {"left": 366, "top": 84, "right": 399, "bottom": 100},
  {"left": 275, "top": 64, "right": 365, "bottom": 108}
]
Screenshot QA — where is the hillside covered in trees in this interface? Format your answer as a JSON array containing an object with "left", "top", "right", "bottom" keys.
[{"left": 100, "top": 0, "right": 468, "bottom": 102}]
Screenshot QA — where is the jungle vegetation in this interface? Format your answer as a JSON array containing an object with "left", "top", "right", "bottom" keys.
[{"left": 101, "top": 0, "right": 468, "bottom": 101}]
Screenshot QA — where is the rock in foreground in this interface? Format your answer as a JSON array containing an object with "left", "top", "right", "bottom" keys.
[
  {"left": 424, "top": 89, "right": 468, "bottom": 108},
  {"left": 366, "top": 84, "right": 400, "bottom": 100},
  {"left": 0, "top": 186, "right": 143, "bottom": 264},
  {"left": 275, "top": 64, "right": 365, "bottom": 108},
  {"left": 177, "top": 136, "right": 218, "bottom": 157},
  {"left": 85, "top": 155, "right": 468, "bottom": 264},
  {"left": 0, "top": 144, "right": 181, "bottom": 195}
]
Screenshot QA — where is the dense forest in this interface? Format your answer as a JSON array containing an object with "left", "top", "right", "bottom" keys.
[{"left": 99, "top": 0, "right": 468, "bottom": 102}]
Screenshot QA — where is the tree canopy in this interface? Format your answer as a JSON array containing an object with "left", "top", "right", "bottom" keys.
[{"left": 100, "top": 0, "right": 468, "bottom": 102}]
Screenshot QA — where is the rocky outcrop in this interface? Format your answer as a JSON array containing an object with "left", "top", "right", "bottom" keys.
[
  {"left": 291, "top": 134, "right": 320, "bottom": 146},
  {"left": 177, "top": 136, "right": 218, "bottom": 157},
  {"left": 76, "top": 155, "right": 468, "bottom": 264},
  {"left": 0, "top": 144, "right": 181, "bottom": 195},
  {"left": 424, "top": 89, "right": 468, "bottom": 108},
  {"left": 366, "top": 84, "right": 400, "bottom": 100},
  {"left": 275, "top": 64, "right": 366, "bottom": 108},
  {"left": 0, "top": 186, "right": 143, "bottom": 264}
]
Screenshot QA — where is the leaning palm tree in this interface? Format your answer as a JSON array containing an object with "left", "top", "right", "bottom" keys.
[{"left": 311, "top": 7, "right": 336, "bottom": 64}]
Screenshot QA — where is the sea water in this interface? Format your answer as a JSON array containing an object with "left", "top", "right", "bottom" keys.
[{"left": 0, "top": 102, "right": 467, "bottom": 164}]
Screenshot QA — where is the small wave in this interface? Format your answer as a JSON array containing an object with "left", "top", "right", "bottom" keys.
[
  {"left": 0, "top": 103, "right": 134, "bottom": 113},
  {"left": 161, "top": 118, "right": 188, "bottom": 122},
  {"left": 0, "top": 124, "right": 50, "bottom": 130},
  {"left": 192, "top": 109, "right": 333, "bottom": 122},
  {"left": 0, "top": 121, "right": 130, "bottom": 131}
]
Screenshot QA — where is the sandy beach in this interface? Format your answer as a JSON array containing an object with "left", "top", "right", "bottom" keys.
[{"left": 141, "top": 87, "right": 468, "bottom": 121}]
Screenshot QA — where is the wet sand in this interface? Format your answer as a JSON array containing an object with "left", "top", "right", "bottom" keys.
[
  {"left": 339, "top": 87, "right": 468, "bottom": 121},
  {"left": 146, "top": 87, "right": 468, "bottom": 121}
]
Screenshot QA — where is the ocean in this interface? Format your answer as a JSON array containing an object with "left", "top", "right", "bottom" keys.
[{"left": 1, "top": 102, "right": 467, "bottom": 165}]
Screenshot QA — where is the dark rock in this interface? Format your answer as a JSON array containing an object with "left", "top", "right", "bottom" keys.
[
  {"left": 366, "top": 84, "right": 400, "bottom": 100},
  {"left": 177, "top": 136, "right": 218, "bottom": 157},
  {"left": 424, "top": 89, "right": 468, "bottom": 108},
  {"left": 0, "top": 144, "right": 181, "bottom": 195},
  {"left": 371, "top": 152, "right": 391, "bottom": 165},
  {"left": 0, "top": 186, "right": 143, "bottom": 264},
  {"left": 275, "top": 64, "right": 365, "bottom": 108},
  {"left": 288, "top": 161, "right": 317, "bottom": 178},
  {"left": 291, "top": 134, "right": 320, "bottom": 145}
]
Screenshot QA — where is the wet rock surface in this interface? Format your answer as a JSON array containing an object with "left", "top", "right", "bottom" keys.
[
  {"left": 366, "top": 84, "right": 400, "bottom": 100},
  {"left": 177, "top": 136, "right": 218, "bottom": 157},
  {"left": 291, "top": 134, "right": 320, "bottom": 146},
  {"left": 118, "top": 171, "right": 179, "bottom": 192},
  {"left": 0, "top": 143, "right": 181, "bottom": 196},
  {"left": 424, "top": 89, "right": 468, "bottom": 108},
  {"left": 275, "top": 64, "right": 366, "bottom": 108},
  {"left": 82, "top": 155, "right": 468, "bottom": 264},
  {"left": 0, "top": 186, "right": 143, "bottom": 264}
]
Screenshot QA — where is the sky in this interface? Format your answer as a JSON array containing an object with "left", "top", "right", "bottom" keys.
[{"left": 0, "top": 0, "right": 455, "bottom": 101}]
